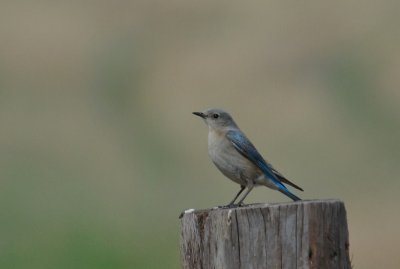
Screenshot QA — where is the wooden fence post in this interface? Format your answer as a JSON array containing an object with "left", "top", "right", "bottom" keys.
[{"left": 180, "top": 199, "right": 350, "bottom": 269}]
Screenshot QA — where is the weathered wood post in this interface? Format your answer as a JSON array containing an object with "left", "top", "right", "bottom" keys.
[{"left": 180, "top": 199, "right": 350, "bottom": 269}]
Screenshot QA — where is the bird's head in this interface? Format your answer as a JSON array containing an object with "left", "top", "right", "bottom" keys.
[{"left": 192, "top": 108, "right": 237, "bottom": 130}]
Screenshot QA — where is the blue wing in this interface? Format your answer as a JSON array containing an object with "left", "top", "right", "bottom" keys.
[
  {"left": 226, "top": 130, "right": 301, "bottom": 201},
  {"left": 226, "top": 130, "right": 280, "bottom": 183}
]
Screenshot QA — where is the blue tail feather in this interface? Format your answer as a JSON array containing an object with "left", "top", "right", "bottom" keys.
[{"left": 278, "top": 185, "right": 301, "bottom": 201}]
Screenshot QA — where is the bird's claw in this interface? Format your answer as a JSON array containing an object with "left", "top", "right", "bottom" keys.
[{"left": 217, "top": 203, "right": 244, "bottom": 209}]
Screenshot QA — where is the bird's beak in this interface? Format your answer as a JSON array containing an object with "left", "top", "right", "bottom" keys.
[{"left": 192, "top": 112, "right": 206, "bottom": 119}]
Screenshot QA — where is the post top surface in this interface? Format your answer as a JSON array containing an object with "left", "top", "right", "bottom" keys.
[{"left": 179, "top": 199, "right": 344, "bottom": 219}]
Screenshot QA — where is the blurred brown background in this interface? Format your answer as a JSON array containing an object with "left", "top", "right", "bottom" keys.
[{"left": 1, "top": 1, "right": 399, "bottom": 268}]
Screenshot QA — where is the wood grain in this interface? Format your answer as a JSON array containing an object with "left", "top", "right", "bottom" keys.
[{"left": 180, "top": 200, "right": 350, "bottom": 269}]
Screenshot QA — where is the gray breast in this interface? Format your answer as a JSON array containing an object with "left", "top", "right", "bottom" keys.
[{"left": 208, "top": 131, "right": 260, "bottom": 185}]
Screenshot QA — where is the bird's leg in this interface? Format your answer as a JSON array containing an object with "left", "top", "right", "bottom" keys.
[
  {"left": 226, "top": 185, "right": 246, "bottom": 206},
  {"left": 236, "top": 185, "right": 254, "bottom": 205}
]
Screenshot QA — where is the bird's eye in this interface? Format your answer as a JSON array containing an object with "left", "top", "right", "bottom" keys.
[{"left": 213, "top": 114, "right": 219, "bottom": 119}]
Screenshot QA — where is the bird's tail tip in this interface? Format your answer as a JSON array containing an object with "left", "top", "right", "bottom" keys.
[{"left": 279, "top": 188, "right": 301, "bottom": 202}]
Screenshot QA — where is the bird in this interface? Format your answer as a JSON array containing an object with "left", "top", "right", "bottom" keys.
[{"left": 193, "top": 108, "right": 303, "bottom": 206}]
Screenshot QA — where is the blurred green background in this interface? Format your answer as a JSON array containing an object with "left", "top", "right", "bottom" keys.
[{"left": 1, "top": 1, "right": 399, "bottom": 268}]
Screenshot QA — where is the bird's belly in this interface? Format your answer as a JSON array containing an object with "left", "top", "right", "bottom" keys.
[{"left": 208, "top": 144, "right": 261, "bottom": 185}]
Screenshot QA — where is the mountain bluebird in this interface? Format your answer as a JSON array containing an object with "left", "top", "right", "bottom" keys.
[{"left": 193, "top": 108, "right": 303, "bottom": 206}]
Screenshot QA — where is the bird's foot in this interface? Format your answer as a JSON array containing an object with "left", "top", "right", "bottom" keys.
[
  {"left": 218, "top": 203, "right": 243, "bottom": 209},
  {"left": 218, "top": 202, "right": 246, "bottom": 209},
  {"left": 237, "top": 202, "right": 245, "bottom": 207}
]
